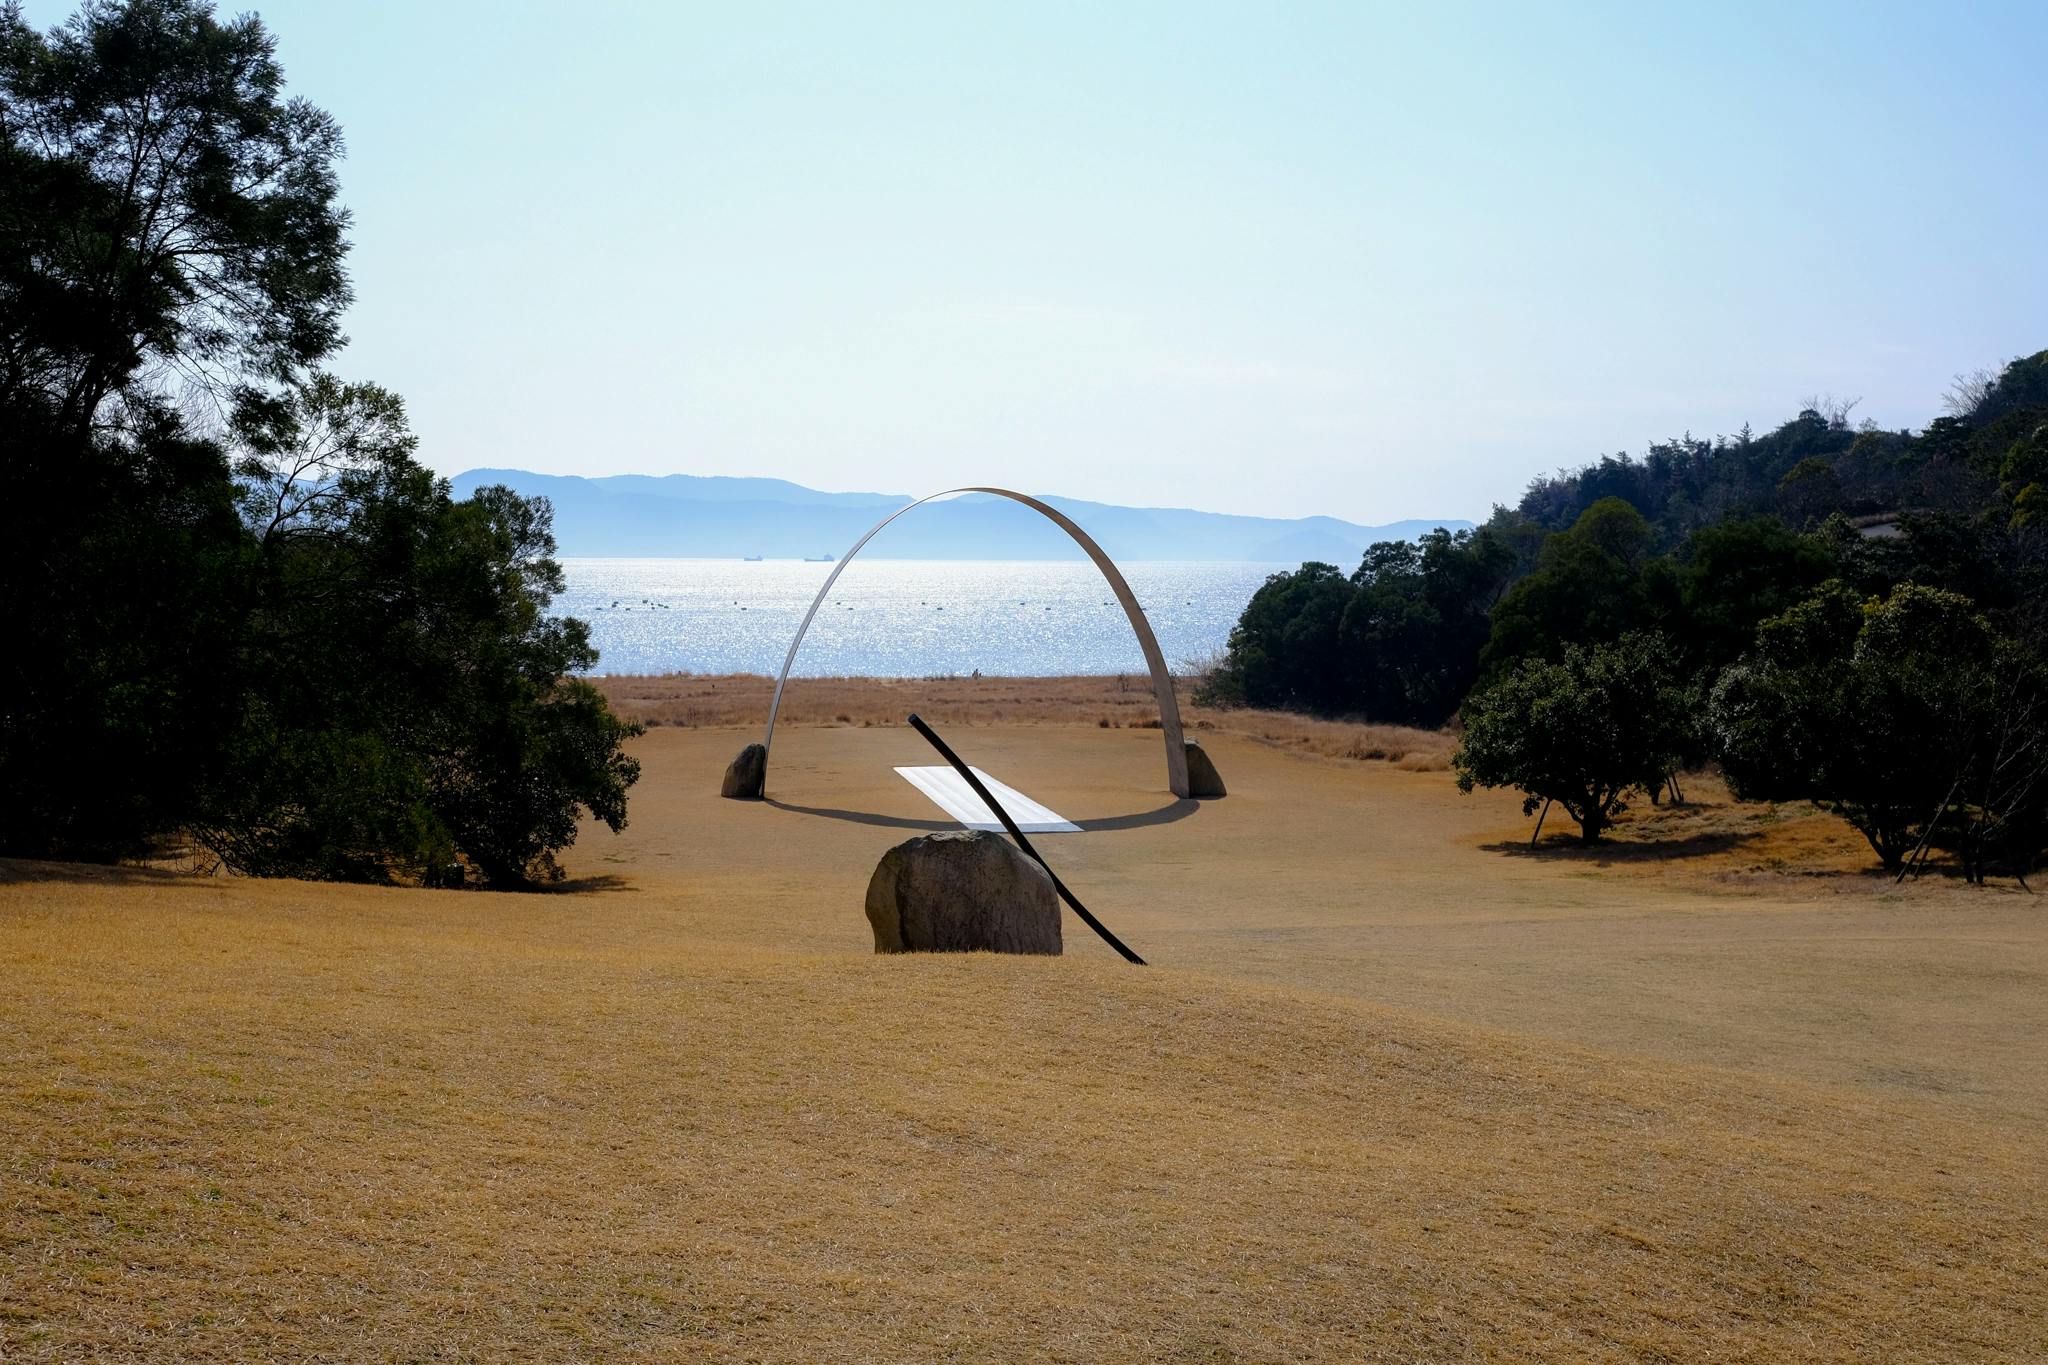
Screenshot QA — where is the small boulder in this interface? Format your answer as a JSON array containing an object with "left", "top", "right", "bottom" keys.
[
  {"left": 1184, "top": 740, "right": 1227, "bottom": 798},
  {"left": 720, "top": 742, "right": 766, "bottom": 799},
  {"left": 865, "top": 830, "right": 1061, "bottom": 955}
]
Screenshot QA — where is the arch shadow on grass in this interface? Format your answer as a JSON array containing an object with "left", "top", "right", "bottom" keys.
[{"left": 765, "top": 796, "right": 1201, "bottom": 833}]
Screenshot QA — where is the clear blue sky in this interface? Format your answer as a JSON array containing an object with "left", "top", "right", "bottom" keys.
[{"left": 30, "top": 1, "right": 2048, "bottom": 522}]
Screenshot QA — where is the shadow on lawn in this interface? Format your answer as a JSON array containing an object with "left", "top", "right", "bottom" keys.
[
  {"left": 550, "top": 872, "right": 634, "bottom": 895},
  {"left": 765, "top": 800, "right": 952, "bottom": 831},
  {"left": 0, "top": 857, "right": 193, "bottom": 886},
  {"left": 765, "top": 796, "right": 1202, "bottom": 833},
  {"left": 1078, "top": 798, "right": 1200, "bottom": 832},
  {"left": 1482, "top": 828, "right": 1768, "bottom": 864},
  {"left": 1, "top": 857, "right": 647, "bottom": 896}
]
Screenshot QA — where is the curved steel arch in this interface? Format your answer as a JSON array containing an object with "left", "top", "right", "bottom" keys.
[{"left": 761, "top": 488, "right": 1192, "bottom": 798}]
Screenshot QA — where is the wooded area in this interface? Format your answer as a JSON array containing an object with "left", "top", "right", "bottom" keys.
[
  {"left": 1206, "top": 353, "right": 2048, "bottom": 869},
  {"left": 0, "top": 0, "right": 640, "bottom": 883}
]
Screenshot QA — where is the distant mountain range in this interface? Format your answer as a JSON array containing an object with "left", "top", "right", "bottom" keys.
[{"left": 449, "top": 469, "right": 1470, "bottom": 563}]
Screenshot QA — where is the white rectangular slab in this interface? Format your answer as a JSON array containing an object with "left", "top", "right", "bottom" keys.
[{"left": 894, "top": 766, "right": 1081, "bottom": 833}]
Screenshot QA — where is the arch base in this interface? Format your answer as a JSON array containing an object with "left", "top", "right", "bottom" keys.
[
  {"left": 1183, "top": 740, "right": 1227, "bottom": 798},
  {"left": 720, "top": 742, "right": 766, "bottom": 799}
]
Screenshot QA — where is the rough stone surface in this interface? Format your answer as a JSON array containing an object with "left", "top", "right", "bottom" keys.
[
  {"left": 865, "top": 830, "right": 1061, "bottom": 955},
  {"left": 1184, "top": 740, "right": 1227, "bottom": 798},
  {"left": 720, "top": 743, "right": 766, "bottom": 799}
]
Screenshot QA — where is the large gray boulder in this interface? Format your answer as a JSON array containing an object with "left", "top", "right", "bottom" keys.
[
  {"left": 720, "top": 742, "right": 766, "bottom": 799},
  {"left": 1184, "top": 739, "right": 1227, "bottom": 798},
  {"left": 865, "top": 830, "right": 1061, "bottom": 955}
]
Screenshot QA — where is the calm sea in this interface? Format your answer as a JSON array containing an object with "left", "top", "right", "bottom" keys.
[{"left": 559, "top": 558, "right": 1288, "bottom": 677}]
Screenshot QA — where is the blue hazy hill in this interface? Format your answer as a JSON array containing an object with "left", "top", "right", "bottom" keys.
[{"left": 450, "top": 469, "right": 1470, "bottom": 562}]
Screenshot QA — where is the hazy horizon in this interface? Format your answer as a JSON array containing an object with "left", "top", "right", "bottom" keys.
[
  {"left": 20, "top": 0, "right": 2045, "bottom": 523},
  {"left": 451, "top": 463, "right": 1487, "bottom": 525}
]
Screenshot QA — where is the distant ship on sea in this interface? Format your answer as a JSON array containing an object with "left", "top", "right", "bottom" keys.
[
  {"left": 803, "top": 554, "right": 834, "bottom": 562},
  {"left": 742, "top": 554, "right": 764, "bottom": 561}
]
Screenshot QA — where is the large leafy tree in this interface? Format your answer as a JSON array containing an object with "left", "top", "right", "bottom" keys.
[
  {"left": 1710, "top": 583, "right": 2012, "bottom": 873},
  {"left": 0, "top": 0, "right": 349, "bottom": 433},
  {"left": 1481, "top": 498, "right": 1667, "bottom": 676},
  {"left": 204, "top": 390, "right": 641, "bottom": 886},
  {"left": 2000, "top": 422, "right": 2048, "bottom": 529},
  {"left": 1200, "top": 528, "right": 1514, "bottom": 726},
  {"left": 1670, "top": 516, "right": 1836, "bottom": 677},
  {"left": 1, "top": 1, "right": 639, "bottom": 883},
  {"left": 2, "top": 0, "right": 352, "bottom": 856},
  {"left": 0, "top": 396, "right": 250, "bottom": 857},
  {"left": 1200, "top": 561, "right": 1357, "bottom": 714},
  {"left": 1454, "top": 632, "right": 1687, "bottom": 844},
  {"left": 1340, "top": 528, "right": 1515, "bottom": 725}
]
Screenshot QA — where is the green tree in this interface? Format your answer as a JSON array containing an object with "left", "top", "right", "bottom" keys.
[
  {"left": 2000, "top": 422, "right": 2048, "bottom": 529},
  {"left": 198, "top": 381, "right": 642, "bottom": 886},
  {"left": 1482, "top": 498, "right": 1661, "bottom": 675},
  {"left": 1935, "top": 649, "right": 2048, "bottom": 884},
  {"left": 1454, "top": 633, "right": 1687, "bottom": 844},
  {"left": 1202, "top": 528, "right": 1515, "bottom": 726},
  {"left": 0, "top": 397, "right": 251, "bottom": 857},
  {"left": 1340, "top": 527, "right": 1515, "bottom": 725},
  {"left": 0, "top": 0, "right": 350, "bottom": 433},
  {"left": 1199, "top": 562, "right": 1357, "bottom": 713},
  {"left": 1671, "top": 516, "right": 1836, "bottom": 676},
  {"left": 1, "top": 0, "right": 350, "bottom": 857},
  {"left": 1, "top": 2, "right": 641, "bottom": 882},
  {"left": 1775, "top": 456, "right": 1842, "bottom": 527},
  {"left": 1710, "top": 583, "right": 2004, "bottom": 872}
]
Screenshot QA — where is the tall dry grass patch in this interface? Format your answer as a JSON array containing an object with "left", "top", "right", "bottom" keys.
[{"left": 593, "top": 673, "right": 1457, "bottom": 771}]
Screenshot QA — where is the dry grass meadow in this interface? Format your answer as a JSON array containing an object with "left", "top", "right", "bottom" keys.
[{"left": 4, "top": 678, "right": 2045, "bottom": 1361}]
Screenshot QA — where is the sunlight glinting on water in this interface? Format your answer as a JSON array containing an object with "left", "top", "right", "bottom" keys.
[{"left": 559, "top": 558, "right": 1287, "bottom": 677}]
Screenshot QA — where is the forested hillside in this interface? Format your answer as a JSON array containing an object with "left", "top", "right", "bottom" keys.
[
  {"left": 1506, "top": 351, "right": 2048, "bottom": 547},
  {"left": 1207, "top": 351, "right": 2048, "bottom": 872}
]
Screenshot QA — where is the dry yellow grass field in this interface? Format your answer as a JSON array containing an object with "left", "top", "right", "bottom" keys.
[{"left": 4, "top": 686, "right": 2045, "bottom": 1361}]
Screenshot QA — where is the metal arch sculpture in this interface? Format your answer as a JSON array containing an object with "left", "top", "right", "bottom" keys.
[{"left": 756, "top": 487, "right": 1193, "bottom": 798}]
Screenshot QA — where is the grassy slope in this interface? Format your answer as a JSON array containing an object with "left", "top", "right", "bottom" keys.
[{"left": 4, "top": 721, "right": 2045, "bottom": 1361}]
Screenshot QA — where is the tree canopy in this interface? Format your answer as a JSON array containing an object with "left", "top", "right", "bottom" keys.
[
  {"left": 1710, "top": 583, "right": 2028, "bottom": 875},
  {"left": 0, "top": 0, "right": 351, "bottom": 433},
  {"left": 1, "top": 0, "right": 639, "bottom": 885},
  {"left": 1453, "top": 633, "right": 1687, "bottom": 845},
  {"left": 1205, "top": 347, "right": 2048, "bottom": 873},
  {"left": 1199, "top": 528, "right": 1514, "bottom": 727},
  {"left": 1481, "top": 498, "right": 1663, "bottom": 676}
]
